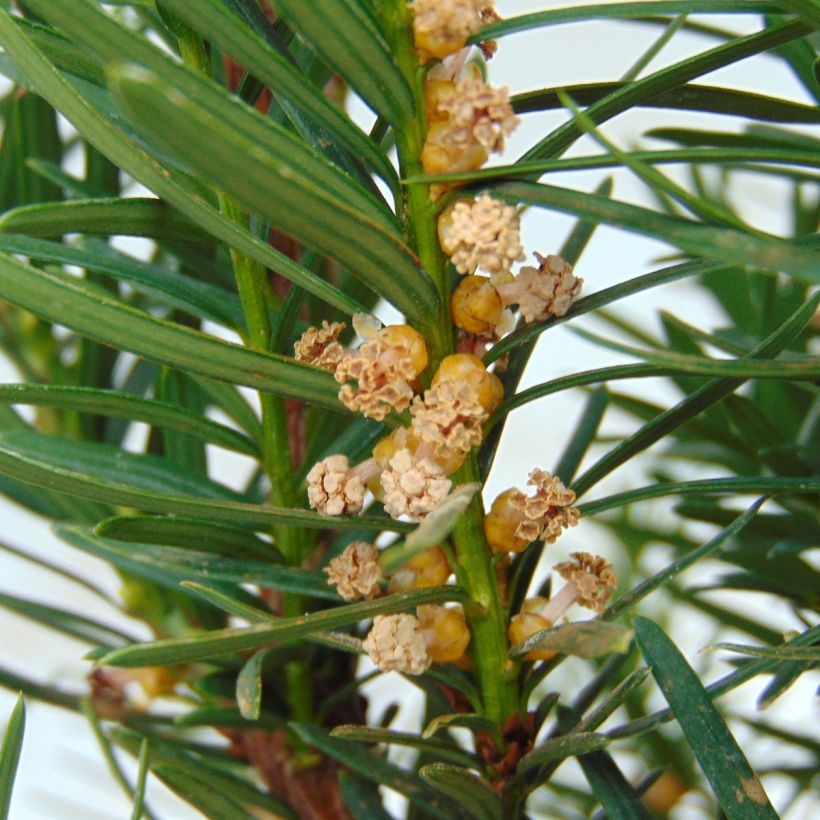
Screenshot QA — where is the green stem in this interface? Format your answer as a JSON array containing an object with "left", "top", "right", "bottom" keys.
[
  {"left": 452, "top": 458, "right": 521, "bottom": 724},
  {"left": 220, "top": 197, "right": 314, "bottom": 729},
  {"left": 177, "top": 23, "right": 314, "bottom": 729},
  {"left": 385, "top": 3, "right": 519, "bottom": 726},
  {"left": 385, "top": 2, "right": 451, "bottom": 367}
]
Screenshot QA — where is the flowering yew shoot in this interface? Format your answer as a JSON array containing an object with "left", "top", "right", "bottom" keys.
[{"left": 0, "top": 1, "right": 809, "bottom": 817}]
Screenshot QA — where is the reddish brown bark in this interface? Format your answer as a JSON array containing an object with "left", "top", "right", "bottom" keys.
[
  {"left": 476, "top": 711, "right": 536, "bottom": 781},
  {"left": 238, "top": 730, "right": 352, "bottom": 820}
]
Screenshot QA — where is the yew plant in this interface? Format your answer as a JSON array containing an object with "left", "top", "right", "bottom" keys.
[{"left": 0, "top": 0, "right": 818, "bottom": 818}]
